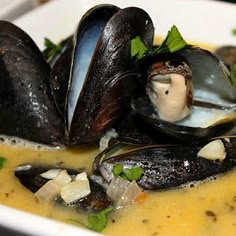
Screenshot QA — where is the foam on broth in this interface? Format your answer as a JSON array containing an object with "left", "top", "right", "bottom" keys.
[{"left": 0, "top": 39, "right": 236, "bottom": 236}]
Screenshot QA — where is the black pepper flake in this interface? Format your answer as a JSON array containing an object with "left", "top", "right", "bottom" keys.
[
  {"left": 165, "top": 90, "right": 169, "bottom": 95},
  {"left": 167, "top": 215, "right": 170, "bottom": 218},
  {"left": 189, "top": 183, "right": 195, "bottom": 188},
  {"left": 226, "top": 203, "right": 235, "bottom": 211},
  {"left": 5, "top": 193, "right": 9, "bottom": 198},
  {"left": 151, "top": 232, "right": 158, "bottom": 236},
  {"left": 11, "top": 139, "right": 16, "bottom": 145},
  {"left": 205, "top": 210, "right": 217, "bottom": 222},
  {"left": 56, "top": 161, "right": 64, "bottom": 166},
  {"left": 142, "top": 219, "right": 149, "bottom": 224},
  {"left": 112, "top": 219, "right": 116, "bottom": 223}
]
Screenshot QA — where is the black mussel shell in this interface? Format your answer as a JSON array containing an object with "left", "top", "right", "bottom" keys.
[
  {"left": 15, "top": 165, "right": 112, "bottom": 213},
  {"left": 133, "top": 48, "right": 236, "bottom": 142},
  {"left": 178, "top": 48, "right": 236, "bottom": 103},
  {"left": 66, "top": 5, "right": 154, "bottom": 146},
  {"left": 47, "top": 36, "right": 73, "bottom": 67},
  {"left": 0, "top": 21, "right": 64, "bottom": 145},
  {"left": 93, "top": 137, "right": 236, "bottom": 190},
  {"left": 132, "top": 97, "right": 236, "bottom": 142},
  {"left": 50, "top": 37, "right": 73, "bottom": 117},
  {"left": 113, "top": 110, "right": 177, "bottom": 145}
]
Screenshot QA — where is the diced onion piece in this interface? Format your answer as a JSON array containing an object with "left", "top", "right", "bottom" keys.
[
  {"left": 54, "top": 170, "right": 72, "bottom": 184},
  {"left": 40, "top": 169, "right": 61, "bottom": 179},
  {"left": 197, "top": 139, "right": 226, "bottom": 161},
  {"left": 224, "top": 138, "right": 230, "bottom": 143},
  {"left": 15, "top": 165, "right": 32, "bottom": 172},
  {"left": 34, "top": 170, "right": 72, "bottom": 202},
  {"left": 34, "top": 180, "right": 62, "bottom": 202},
  {"left": 99, "top": 129, "right": 118, "bottom": 152},
  {"left": 116, "top": 180, "right": 142, "bottom": 209},
  {"left": 60, "top": 179, "right": 91, "bottom": 204},
  {"left": 106, "top": 176, "right": 130, "bottom": 202},
  {"left": 75, "top": 172, "right": 88, "bottom": 181}
]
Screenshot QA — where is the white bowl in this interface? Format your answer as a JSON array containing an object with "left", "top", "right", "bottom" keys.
[{"left": 0, "top": 0, "right": 236, "bottom": 235}]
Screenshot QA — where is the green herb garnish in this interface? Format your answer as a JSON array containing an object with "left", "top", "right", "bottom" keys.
[
  {"left": 130, "top": 25, "right": 190, "bottom": 61},
  {"left": 232, "top": 28, "right": 236, "bottom": 36},
  {"left": 112, "top": 163, "right": 124, "bottom": 176},
  {"left": 113, "top": 164, "right": 144, "bottom": 181},
  {"left": 124, "top": 166, "right": 144, "bottom": 181},
  {"left": 66, "top": 206, "right": 113, "bottom": 232},
  {"left": 88, "top": 207, "right": 113, "bottom": 232},
  {"left": 0, "top": 157, "right": 7, "bottom": 170},
  {"left": 230, "top": 64, "right": 236, "bottom": 88},
  {"left": 155, "top": 25, "right": 188, "bottom": 53},
  {"left": 42, "top": 37, "right": 62, "bottom": 62},
  {"left": 131, "top": 36, "right": 148, "bottom": 60}
]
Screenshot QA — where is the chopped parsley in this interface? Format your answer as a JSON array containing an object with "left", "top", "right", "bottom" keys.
[
  {"left": 0, "top": 157, "right": 7, "bottom": 170},
  {"left": 232, "top": 28, "right": 236, "bottom": 36},
  {"left": 130, "top": 36, "right": 148, "bottom": 60},
  {"left": 130, "top": 25, "right": 190, "bottom": 60},
  {"left": 42, "top": 37, "right": 62, "bottom": 62},
  {"left": 230, "top": 64, "right": 236, "bottom": 88},
  {"left": 113, "top": 164, "right": 144, "bottom": 181},
  {"left": 66, "top": 207, "right": 114, "bottom": 232},
  {"left": 124, "top": 166, "right": 144, "bottom": 181},
  {"left": 88, "top": 207, "right": 114, "bottom": 232},
  {"left": 155, "top": 25, "right": 188, "bottom": 53},
  {"left": 112, "top": 163, "right": 124, "bottom": 176}
]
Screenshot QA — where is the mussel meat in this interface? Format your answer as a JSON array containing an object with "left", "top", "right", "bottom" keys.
[{"left": 146, "top": 54, "right": 193, "bottom": 122}]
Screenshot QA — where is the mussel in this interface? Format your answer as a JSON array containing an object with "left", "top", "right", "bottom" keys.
[
  {"left": 0, "top": 21, "right": 64, "bottom": 145},
  {"left": 132, "top": 47, "right": 236, "bottom": 142},
  {"left": 1, "top": 3, "right": 236, "bottom": 148},
  {"left": 93, "top": 137, "right": 236, "bottom": 190},
  {"left": 64, "top": 5, "right": 154, "bottom": 145},
  {"left": 15, "top": 165, "right": 112, "bottom": 213},
  {"left": 0, "top": 5, "right": 154, "bottom": 146}
]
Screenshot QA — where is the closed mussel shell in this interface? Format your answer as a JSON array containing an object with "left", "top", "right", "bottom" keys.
[
  {"left": 0, "top": 21, "right": 64, "bottom": 145},
  {"left": 94, "top": 137, "right": 236, "bottom": 190}
]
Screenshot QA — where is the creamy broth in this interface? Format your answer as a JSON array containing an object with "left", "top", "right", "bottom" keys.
[
  {"left": 0, "top": 40, "right": 235, "bottom": 236},
  {"left": 1, "top": 141, "right": 236, "bottom": 236}
]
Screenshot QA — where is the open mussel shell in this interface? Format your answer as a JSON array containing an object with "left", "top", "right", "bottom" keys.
[
  {"left": 93, "top": 137, "right": 236, "bottom": 190},
  {"left": 65, "top": 5, "right": 154, "bottom": 146},
  {"left": 133, "top": 47, "right": 236, "bottom": 141},
  {"left": 0, "top": 21, "right": 64, "bottom": 145},
  {"left": 15, "top": 165, "right": 112, "bottom": 213},
  {"left": 178, "top": 48, "right": 236, "bottom": 103},
  {"left": 132, "top": 97, "right": 236, "bottom": 141}
]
